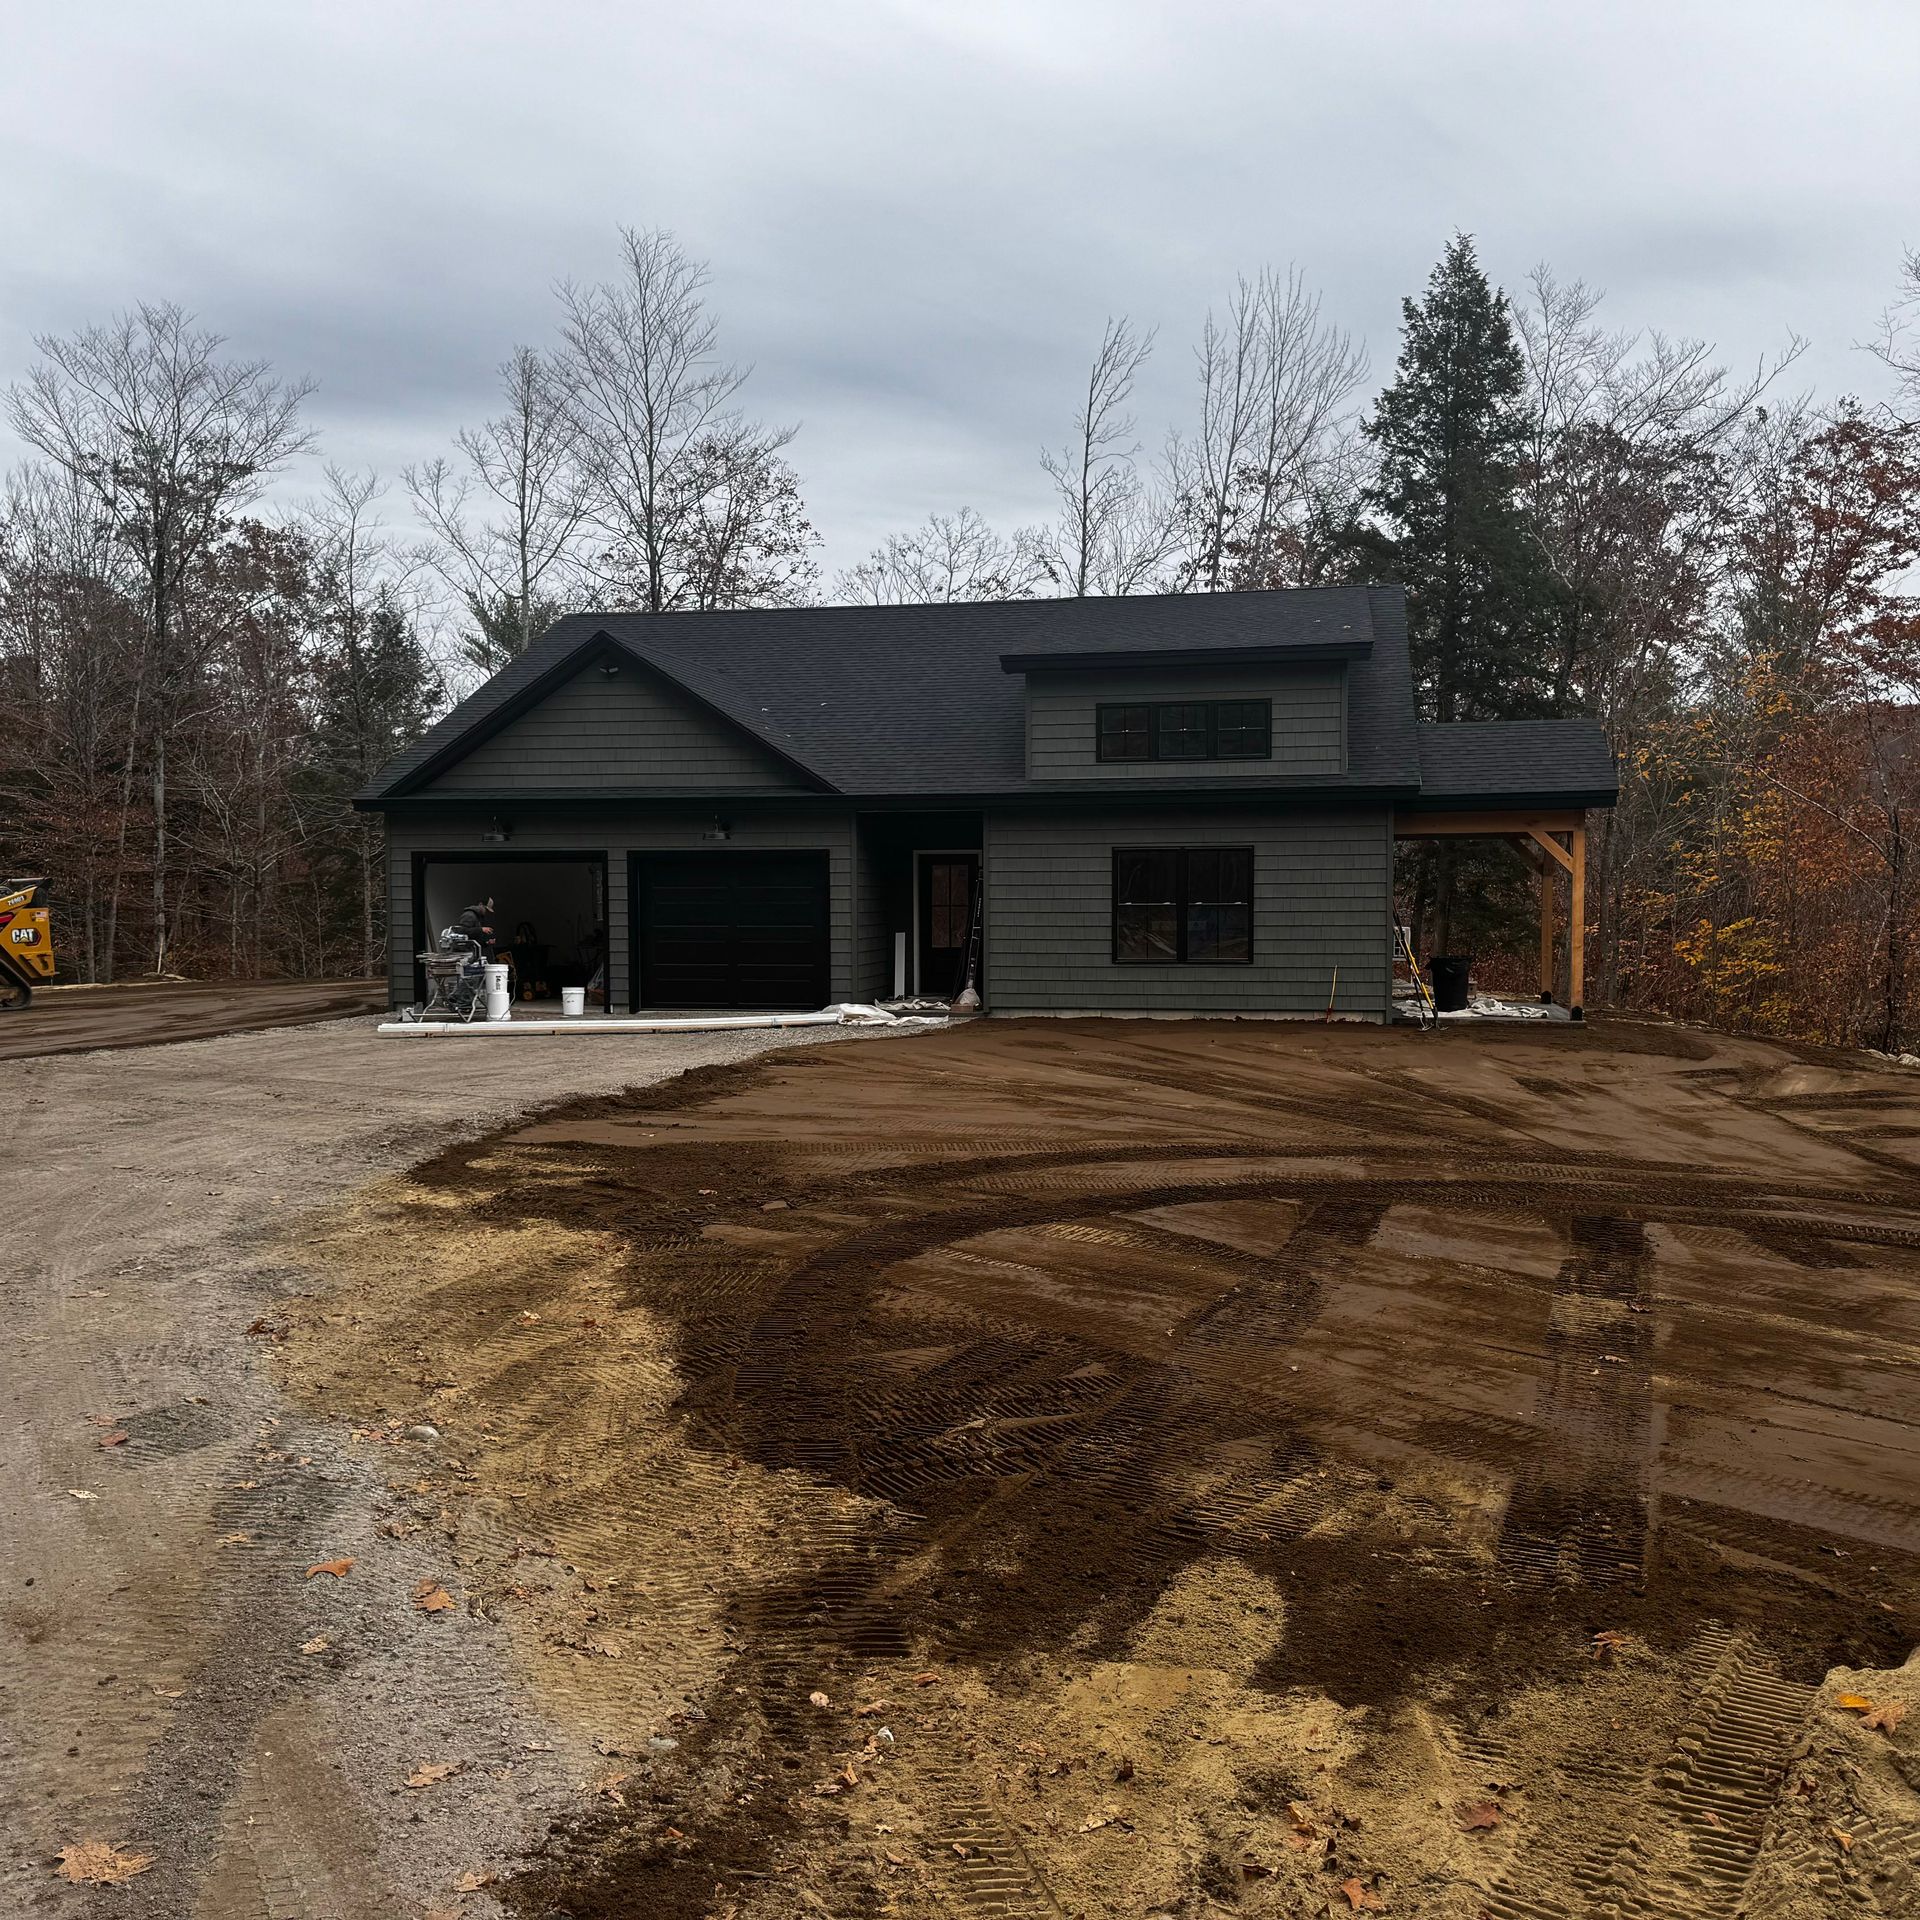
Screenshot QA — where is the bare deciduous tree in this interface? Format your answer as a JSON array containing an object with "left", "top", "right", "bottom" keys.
[
  {"left": 1166, "top": 268, "right": 1367, "bottom": 591},
  {"left": 406, "top": 345, "right": 587, "bottom": 675},
  {"left": 5, "top": 304, "right": 311, "bottom": 971},
  {"left": 1867, "top": 247, "right": 1920, "bottom": 422},
  {"left": 553, "top": 227, "right": 809, "bottom": 614},
  {"left": 1039, "top": 317, "right": 1172, "bottom": 597},
  {"left": 0, "top": 463, "right": 137, "bottom": 977},
  {"left": 300, "top": 467, "right": 426, "bottom": 975},
  {"left": 838, "top": 507, "right": 1047, "bottom": 604}
]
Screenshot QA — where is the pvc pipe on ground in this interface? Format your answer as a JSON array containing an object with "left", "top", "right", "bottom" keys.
[{"left": 377, "top": 1006, "right": 942, "bottom": 1038}]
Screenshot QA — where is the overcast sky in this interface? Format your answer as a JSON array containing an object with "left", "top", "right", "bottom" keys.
[{"left": 3, "top": 1, "right": 1917, "bottom": 580}]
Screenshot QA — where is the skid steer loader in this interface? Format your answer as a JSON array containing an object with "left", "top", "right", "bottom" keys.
[{"left": 0, "top": 877, "right": 55, "bottom": 1011}]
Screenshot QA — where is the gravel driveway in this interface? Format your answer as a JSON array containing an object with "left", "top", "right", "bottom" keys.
[{"left": 0, "top": 1017, "right": 869, "bottom": 1918}]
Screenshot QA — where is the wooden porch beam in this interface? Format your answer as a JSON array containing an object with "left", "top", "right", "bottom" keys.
[
  {"left": 1396, "top": 809, "right": 1584, "bottom": 839},
  {"left": 1540, "top": 862, "right": 1555, "bottom": 1001},
  {"left": 1569, "top": 825, "right": 1587, "bottom": 1017},
  {"left": 1525, "top": 826, "right": 1574, "bottom": 873}
]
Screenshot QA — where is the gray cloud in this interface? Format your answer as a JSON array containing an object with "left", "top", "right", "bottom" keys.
[{"left": 3, "top": 1, "right": 1915, "bottom": 573}]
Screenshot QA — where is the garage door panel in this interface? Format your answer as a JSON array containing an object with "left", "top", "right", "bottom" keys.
[{"left": 635, "top": 853, "right": 830, "bottom": 1009}]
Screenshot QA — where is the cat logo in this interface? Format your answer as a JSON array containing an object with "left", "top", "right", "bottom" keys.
[{"left": 0, "top": 877, "right": 53, "bottom": 1010}]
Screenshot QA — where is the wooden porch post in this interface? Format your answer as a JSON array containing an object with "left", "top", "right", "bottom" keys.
[
  {"left": 1539, "top": 861, "right": 1555, "bottom": 1002},
  {"left": 1569, "top": 823, "right": 1587, "bottom": 1018}
]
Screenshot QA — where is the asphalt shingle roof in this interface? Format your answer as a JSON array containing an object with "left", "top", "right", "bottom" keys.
[
  {"left": 1414, "top": 719, "right": 1618, "bottom": 806},
  {"left": 358, "top": 585, "right": 1606, "bottom": 809}
]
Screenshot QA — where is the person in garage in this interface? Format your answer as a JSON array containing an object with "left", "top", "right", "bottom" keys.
[{"left": 452, "top": 895, "right": 498, "bottom": 959}]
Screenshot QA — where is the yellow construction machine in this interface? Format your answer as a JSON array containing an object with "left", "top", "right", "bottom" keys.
[{"left": 0, "top": 877, "right": 54, "bottom": 1010}]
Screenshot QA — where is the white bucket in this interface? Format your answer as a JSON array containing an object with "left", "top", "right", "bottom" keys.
[
  {"left": 561, "top": 986, "right": 586, "bottom": 1018},
  {"left": 484, "top": 962, "right": 512, "bottom": 1021}
]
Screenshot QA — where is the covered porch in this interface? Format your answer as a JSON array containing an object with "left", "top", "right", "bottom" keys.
[{"left": 1395, "top": 807, "right": 1590, "bottom": 1017}]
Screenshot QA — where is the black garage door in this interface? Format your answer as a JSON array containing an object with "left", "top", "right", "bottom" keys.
[{"left": 633, "top": 852, "right": 831, "bottom": 1010}]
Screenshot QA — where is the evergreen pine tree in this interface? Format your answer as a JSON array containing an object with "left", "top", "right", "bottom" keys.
[{"left": 1362, "top": 234, "right": 1550, "bottom": 721}]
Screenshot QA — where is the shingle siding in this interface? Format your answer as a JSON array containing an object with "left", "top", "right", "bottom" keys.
[
  {"left": 425, "top": 662, "right": 806, "bottom": 794},
  {"left": 984, "top": 804, "right": 1392, "bottom": 1018},
  {"left": 385, "top": 804, "right": 853, "bottom": 1009},
  {"left": 1025, "top": 665, "right": 1346, "bottom": 782}
]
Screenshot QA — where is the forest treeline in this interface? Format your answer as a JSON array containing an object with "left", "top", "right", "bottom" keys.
[{"left": 2, "top": 229, "right": 1917, "bottom": 1047}]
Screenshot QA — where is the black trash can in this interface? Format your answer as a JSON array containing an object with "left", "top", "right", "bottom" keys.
[{"left": 1429, "top": 954, "right": 1471, "bottom": 1014}]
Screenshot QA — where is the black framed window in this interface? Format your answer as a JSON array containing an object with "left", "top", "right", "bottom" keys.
[
  {"left": 1113, "top": 847, "right": 1253, "bottom": 964},
  {"left": 1095, "top": 699, "right": 1272, "bottom": 762},
  {"left": 1155, "top": 702, "right": 1212, "bottom": 759},
  {"left": 1212, "top": 700, "right": 1271, "bottom": 758},
  {"left": 1097, "top": 704, "right": 1152, "bottom": 761}
]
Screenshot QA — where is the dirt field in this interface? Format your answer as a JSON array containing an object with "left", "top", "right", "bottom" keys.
[
  {"left": 251, "top": 1015, "right": 1920, "bottom": 1920},
  {"left": 9, "top": 1014, "right": 1920, "bottom": 1920},
  {"left": 0, "top": 978, "right": 387, "bottom": 1060}
]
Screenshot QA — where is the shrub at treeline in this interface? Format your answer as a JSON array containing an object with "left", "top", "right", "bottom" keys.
[{"left": 2, "top": 231, "right": 1917, "bottom": 1048}]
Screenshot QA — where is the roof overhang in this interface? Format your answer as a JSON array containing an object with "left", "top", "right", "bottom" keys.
[
  {"left": 362, "top": 629, "right": 840, "bottom": 805},
  {"left": 999, "top": 640, "right": 1370, "bottom": 674}
]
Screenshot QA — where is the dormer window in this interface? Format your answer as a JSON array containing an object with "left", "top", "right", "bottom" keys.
[{"left": 1096, "top": 699, "right": 1272, "bottom": 763}]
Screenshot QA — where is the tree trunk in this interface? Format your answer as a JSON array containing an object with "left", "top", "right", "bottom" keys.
[{"left": 150, "top": 727, "right": 168, "bottom": 975}]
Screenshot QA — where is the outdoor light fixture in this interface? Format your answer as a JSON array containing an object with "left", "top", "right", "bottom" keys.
[
  {"left": 702, "top": 816, "right": 732, "bottom": 842},
  {"left": 598, "top": 660, "right": 621, "bottom": 677},
  {"left": 482, "top": 818, "right": 512, "bottom": 844}
]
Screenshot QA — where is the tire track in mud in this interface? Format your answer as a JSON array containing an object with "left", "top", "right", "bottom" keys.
[
  {"left": 639, "top": 1183, "right": 1391, "bottom": 1917},
  {"left": 1477, "top": 1625, "right": 1816, "bottom": 1920},
  {"left": 1497, "top": 1217, "right": 1655, "bottom": 1590}
]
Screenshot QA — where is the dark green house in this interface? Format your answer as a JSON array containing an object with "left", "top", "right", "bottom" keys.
[{"left": 357, "top": 585, "right": 1616, "bottom": 1019}]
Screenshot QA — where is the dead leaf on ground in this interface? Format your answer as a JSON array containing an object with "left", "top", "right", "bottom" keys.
[
  {"left": 413, "top": 1580, "right": 456, "bottom": 1613},
  {"left": 856, "top": 1699, "right": 895, "bottom": 1716},
  {"left": 1835, "top": 1692, "right": 1875, "bottom": 1710},
  {"left": 1076, "top": 1803, "right": 1121, "bottom": 1834},
  {"left": 1458, "top": 1800, "right": 1502, "bottom": 1831},
  {"left": 299, "top": 1635, "right": 331, "bottom": 1655},
  {"left": 98, "top": 1432, "right": 128, "bottom": 1448},
  {"left": 593, "top": 1772, "right": 630, "bottom": 1805},
  {"left": 1340, "top": 1879, "right": 1387, "bottom": 1912},
  {"left": 808, "top": 1689, "right": 831, "bottom": 1708},
  {"left": 1591, "top": 1629, "right": 1631, "bottom": 1659},
  {"left": 912, "top": 1670, "right": 940, "bottom": 1686},
  {"left": 305, "top": 1556, "right": 354, "bottom": 1579},
  {"left": 405, "top": 1762, "right": 461, "bottom": 1789},
  {"left": 53, "top": 1840, "right": 155, "bottom": 1884},
  {"left": 1831, "top": 1827, "right": 1855, "bottom": 1850},
  {"left": 454, "top": 1869, "right": 498, "bottom": 1890},
  {"left": 66, "top": 1489, "right": 98, "bottom": 1500},
  {"left": 1863, "top": 1701, "right": 1909, "bottom": 1734},
  {"left": 150, "top": 1686, "right": 185, "bottom": 1700}
]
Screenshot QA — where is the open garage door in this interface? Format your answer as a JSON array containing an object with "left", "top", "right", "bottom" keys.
[
  {"left": 633, "top": 852, "right": 830, "bottom": 1010},
  {"left": 412, "top": 853, "right": 608, "bottom": 1007}
]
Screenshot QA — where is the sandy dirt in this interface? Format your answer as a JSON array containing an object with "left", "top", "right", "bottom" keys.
[
  {"left": 239, "top": 1015, "right": 1920, "bottom": 1920},
  {"left": 0, "top": 979, "right": 388, "bottom": 1061},
  {"left": 7, "top": 1013, "right": 1920, "bottom": 1920}
]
